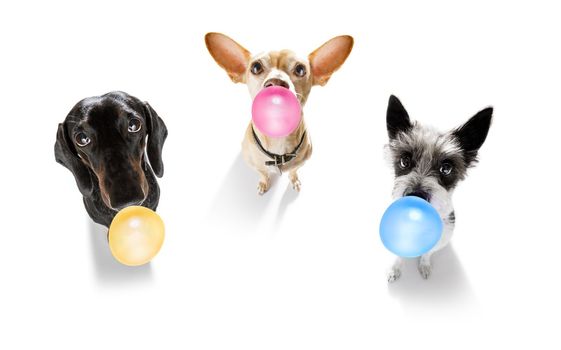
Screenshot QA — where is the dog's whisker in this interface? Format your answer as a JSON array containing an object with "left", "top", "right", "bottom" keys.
[{"left": 295, "top": 92, "right": 307, "bottom": 105}]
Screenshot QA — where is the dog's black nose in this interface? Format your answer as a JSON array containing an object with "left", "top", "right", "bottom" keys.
[
  {"left": 406, "top": 190, "right": 431, "bottom": 202},
  {"left": 264, "top": 78, "right": 289, "bottom": 89}
]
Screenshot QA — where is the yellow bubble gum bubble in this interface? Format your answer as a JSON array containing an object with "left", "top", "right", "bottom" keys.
[{"left": 108, "top": 206, "right": 165, "bottom": 266}]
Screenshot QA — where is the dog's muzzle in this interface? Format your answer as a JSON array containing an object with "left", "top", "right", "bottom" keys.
[
  {"left": 264, "top": 78, "right": 289, "bottom": 89},
  {"left": 405, "top": 190, "right": 431, "bottom": 202}
]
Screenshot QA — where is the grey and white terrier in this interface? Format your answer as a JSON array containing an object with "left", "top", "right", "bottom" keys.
[{"left": 385, "top": 95, "right": 493, "bottom": 282}]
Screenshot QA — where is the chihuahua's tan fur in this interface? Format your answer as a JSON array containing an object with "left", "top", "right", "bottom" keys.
[{"left": 205, "top": 33, "right": 353, "bottom": 194}]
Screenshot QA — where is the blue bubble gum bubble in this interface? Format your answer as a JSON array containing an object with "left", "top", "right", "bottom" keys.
[{"left": 379, "top": 196, "right": 443, "bottom": 258}]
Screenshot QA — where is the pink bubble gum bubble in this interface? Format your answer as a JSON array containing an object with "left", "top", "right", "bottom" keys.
[{"left": 251, "top": 86, "right": 302, "bottom": 138}]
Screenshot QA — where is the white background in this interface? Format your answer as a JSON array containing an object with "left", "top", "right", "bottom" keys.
[{"left": 1, "top": 0, "right": 560, "bottom": 348}]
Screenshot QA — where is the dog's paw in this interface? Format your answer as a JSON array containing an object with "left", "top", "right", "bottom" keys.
[
  {"left": 257, "top": 181, "right": 269, "bottom": 195},
  {"left": 418, "top": 262, "right": 432, "bottom": 279},
  {"left": 387, "top": 268, "right": 401, "bottom": 283},
  {"left": 291, "top": 179, "right": 301, "bottom": 192}
]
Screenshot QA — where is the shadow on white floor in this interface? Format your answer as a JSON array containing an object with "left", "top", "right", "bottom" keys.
[
  {"left": 89, "top": 219, "right": 153, "bottom": 284},
  {"left": 275, "top": 183, "right": 299, "bottom": 229},
  {"left": 387, "top": 245, "right": 476, "bottom": 309},
  {"left": 208, "top": 154, "right": 278, "bottom": 232}
]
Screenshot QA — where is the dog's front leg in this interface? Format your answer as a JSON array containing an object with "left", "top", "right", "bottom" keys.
[
  {"left": 257, "top": 169, "right": 270, "bottom": 195},
  {"left": 418, "top": 252, "right": 433, "bottom": 279},
  {"left": 387, "top": 257, "right": 402, "bottom": 283},
  {"left": 288, "top": 169, "right": 301, "bottom": 192},
  {"left": 417, "top": 213, "right": 454, "bottom": 279}
]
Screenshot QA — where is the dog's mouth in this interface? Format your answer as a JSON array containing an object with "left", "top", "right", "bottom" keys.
[{"left": 404, "top": 190, "right": 431, "bottom": 202}]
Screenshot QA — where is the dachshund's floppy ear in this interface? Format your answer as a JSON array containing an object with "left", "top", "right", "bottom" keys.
[
  {"left": 143, "top": 102, "right": 168, "bottom": 177},
  {"left": 54, "top": 122, "right": 93, "bottom": 196}
]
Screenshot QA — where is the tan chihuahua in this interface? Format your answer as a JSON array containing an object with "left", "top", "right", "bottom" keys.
[{"left": 205, "top": 32, "right": 353, "bottom": 194}]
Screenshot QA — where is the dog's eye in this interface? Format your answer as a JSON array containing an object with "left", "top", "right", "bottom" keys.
[
  {"left": 74, "top": 132, "right": 91, "bottom": 147},
  {"left": 440, "top": 162, "right": 453, "bottom": 176},
  {"left": 293, "top": 63, "right": 306, "bottom": 77},
  {"left": 128, "top": 118, "right": 142, "bottom": 133},
  {"left": 250, "top": 61, "right": 263, "bottom": 75},
  {"left": 399, "top": 155, "right": 411, "bottom": 169}
]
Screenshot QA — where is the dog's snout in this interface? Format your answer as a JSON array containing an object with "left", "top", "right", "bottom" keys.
[
  {"left": 99, "top": 162, "right": 148, "bottom": 211},
  {"left": 264, "top": 78, "right": 289, "bottom": 89},
  {"left": 109, "top": 187, "right": 146, "bottom": 211},
  {"left": 405, "top": 190, "right": 431, "bottom": 202},
  {"left": 112, "top": 197, "right": 145, "bottom": 211}
]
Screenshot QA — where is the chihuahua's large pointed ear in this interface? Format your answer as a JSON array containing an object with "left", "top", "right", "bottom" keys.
[
  {"left": 308, "top": 35, "right": 354, "bottom": 86},
  {"left": 453, "top": 107, "right": 493, "bottom": 165},
  {"left": 143, "top": 102, "right": 168, "bottom": 177},
  {"left": 54, "top": 122, "right": 93, "bottom": 196},
  {"left": 205, "top": 32, "right": 251, "bottom": 83},
  {"left": 386, "top": 95, "right": 412, "bottom": 139}
]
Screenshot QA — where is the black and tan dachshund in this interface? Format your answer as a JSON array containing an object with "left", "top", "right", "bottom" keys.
[{"left": 55, "top": 91, "right": 168, "bottom": 227}]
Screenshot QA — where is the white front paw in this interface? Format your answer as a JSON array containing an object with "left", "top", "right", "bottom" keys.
[
  {"left": 418, "top": 262, "right": 432, "bottom": 279},
  {"left": 387, "top": 268, "right": 401, "bottom": 283}
]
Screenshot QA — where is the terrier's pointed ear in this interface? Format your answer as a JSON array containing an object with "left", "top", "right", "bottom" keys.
[
  {"left": 205, "top": 32, "right": 251, "bottom": 83},
  {"left": 386, "top": 95, "right": 412, "bottom": 139},
  {"left": 453, "top": 107, "right": 493, "bottom": 165}
]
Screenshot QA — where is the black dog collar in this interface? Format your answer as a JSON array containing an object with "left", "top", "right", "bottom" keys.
[{"left": 252, "top": 126, "right": 306, "bottom": 171}]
